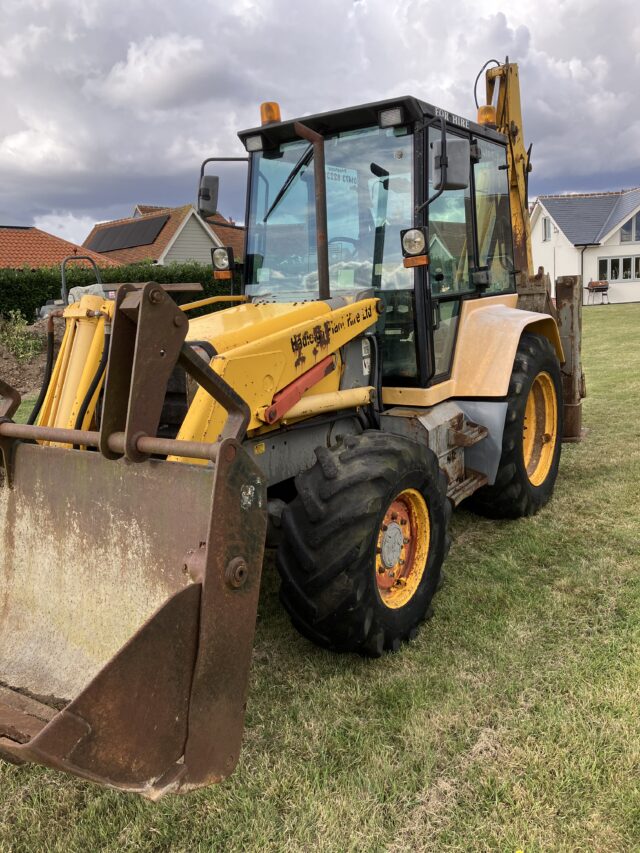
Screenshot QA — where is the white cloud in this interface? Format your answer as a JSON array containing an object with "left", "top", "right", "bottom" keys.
[
  {"left": 33, "top": 211, "right": 97, "bottom": 245},
  {"left": 0, "top": 111, "right": 86, "bottom": 173},
  {"left": 0, "top": 26, "right": 47, "bottom": 78},
  {"left": 84, "top": 34, "right": 209, "bottom": 110},
  {"left": 0, "top": 0, "right": 637, "bottom": 227}
]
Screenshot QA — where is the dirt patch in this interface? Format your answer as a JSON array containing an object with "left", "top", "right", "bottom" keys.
[{"left": 0, "top": 318, "right": 65, "bottom": 397}]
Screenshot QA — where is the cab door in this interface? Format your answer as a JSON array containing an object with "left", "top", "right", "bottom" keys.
[
  {"left": 425, "top": 128, "right": 516, "bottom": 382},
  {"left": 426, "top": 126, "right": 476, "bottom": 381}
]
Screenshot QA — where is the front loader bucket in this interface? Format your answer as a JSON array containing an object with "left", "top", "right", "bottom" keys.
[{"left": 0, "top": 283, "right": 267, "bottom": 797}]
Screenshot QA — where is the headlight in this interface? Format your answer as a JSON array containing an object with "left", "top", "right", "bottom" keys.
[
  {"left": 401, "top": 228, "right": 426, "bottom": 256},
  {"left": 212, "top": 248, "right": 231, "bottom": 270}
]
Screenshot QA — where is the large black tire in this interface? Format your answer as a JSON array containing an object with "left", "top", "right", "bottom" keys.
[
  {"left": 470, "top": 332, "right": 563, "bottom": 519},
  {"left": 276, "top": 431, "right": 451, "bottom": 657}
]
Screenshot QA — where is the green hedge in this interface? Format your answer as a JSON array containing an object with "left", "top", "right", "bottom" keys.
[{"left": 0, "top": 262, "right": 240, "bottom": 320}]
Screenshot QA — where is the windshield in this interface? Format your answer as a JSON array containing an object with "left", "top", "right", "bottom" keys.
[{"left": 245, "top": 125, "right": 413, "bottom": 300}]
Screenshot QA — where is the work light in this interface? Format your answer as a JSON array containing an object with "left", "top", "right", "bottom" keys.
[
  {"left": 378, "top": 107, "right": 404, "bottom": 128},
  {"left": 401, "top": 228, "right": 427, "bottom": 256},
  {"left": 244, "top": 134, "right": 264, "bottom": 153}
]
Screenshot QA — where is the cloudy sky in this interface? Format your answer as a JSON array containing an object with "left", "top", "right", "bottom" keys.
[{"left": 1, "top": 0, "right": 638, "bottom": 244}]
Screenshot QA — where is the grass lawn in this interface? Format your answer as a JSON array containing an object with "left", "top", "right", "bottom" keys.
[
  {"left": 13, "top": 397, "right": 36, "bottom": 425},
  {"left": 1, "top": 305, "right": 639, "bottom": 852}
]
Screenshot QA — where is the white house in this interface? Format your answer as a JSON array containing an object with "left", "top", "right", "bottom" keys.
[
  {"left": 530, "top": 187, "right": 640, "bottom": 303},
  {"left": 83, "top": 204, "right": 244, "bottom": 266}
]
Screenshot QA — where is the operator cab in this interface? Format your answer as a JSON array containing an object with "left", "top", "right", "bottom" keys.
[{"left": 203, "top": 96, "right": 516, "bottom": 389}]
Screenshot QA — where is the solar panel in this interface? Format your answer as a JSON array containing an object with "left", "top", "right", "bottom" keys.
[{"left": 86, "top": 214, "right": 169, "bottom": 253}]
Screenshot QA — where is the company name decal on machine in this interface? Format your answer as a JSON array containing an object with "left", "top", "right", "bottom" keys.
[
  {"left": 290, "top": 304, "right": 375, "bottom": 365},
  {"left": 434, "top": 107, "right": 470, "bottom": 129}
]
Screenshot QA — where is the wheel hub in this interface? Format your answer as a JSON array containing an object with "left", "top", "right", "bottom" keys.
[
  {"left": 375, "top": 489, "right": 430, "bottom": 609},
  {"left": 380, "top": 522, "right": 404, "bottom": 568}
]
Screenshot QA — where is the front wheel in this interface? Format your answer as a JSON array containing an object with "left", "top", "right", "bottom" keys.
[
  {"left": 276, "top": 431, "right": 451, "bottom": 657},
  {"left": 470, "top": 332, "right": 563, "bottom": 518}
]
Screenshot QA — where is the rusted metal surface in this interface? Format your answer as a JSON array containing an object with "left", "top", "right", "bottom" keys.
[
  {"left": 105, "top": 282, "right": 203, "bottom": 294},
  {"left": 1, "top": 422, "right": 100, "bottom": 447},
  {"left": 293, "top": 122, "right": 330, "bottom": 300},
  {"left": 446, "top": 468, "right": 488, "bottom": 506},
  {"left": 0, "top": 379, "right": 21, "bottom": 419},
  {"left": 0, "top": 423, "right": 221, "bottom": 466},
  {"left": 0, "top": 277, "right": 268, "bottom": 795},
  {"left": 555, "top": 275, "right": 586, "bottom": 442},
  {"left": 99, "top": 283, "right": 189, "bottom": 462},
  {"left": 0, "top": 444, "right": 214, "bottom": 702},
  {"left": 180, "top": 439, "right": 267, "bottom": 793},
  {"left": 516, "top": 270, "right": 585, "bottom": 442},
  {"left": 0, "top": 439, "right": 267, "bottom": 796},
  {"left": 0, "top": 702, "right": 47, "bottom": 744},
  {"left": 516, "top": 268, "right": 558, "bottom": 320},
  {"left": 0, "top": 585, "right": 201, "bottom": 790}
]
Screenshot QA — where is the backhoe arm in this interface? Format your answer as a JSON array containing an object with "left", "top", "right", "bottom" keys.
[{"left": 482, "top": 61, "right": 533, "bottom": 276}]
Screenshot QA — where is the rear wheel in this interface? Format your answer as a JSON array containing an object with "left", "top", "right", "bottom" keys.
[
  {"left": 470, "top": 332, "right": 562, "bottom": 518},
  {"left": 276, "top": 431, "right": 450, "bottom": 656}
]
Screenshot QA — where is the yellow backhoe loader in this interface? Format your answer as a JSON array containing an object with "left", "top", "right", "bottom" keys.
[{"left": 0, "top": 60, "right": 582, "bottom": 798}]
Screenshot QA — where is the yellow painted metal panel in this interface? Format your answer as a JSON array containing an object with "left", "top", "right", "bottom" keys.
[
  {"left": 383, "top": 294, "right": 563, "bottom": 406},
  {"left": 186, "top": 300, "right": 333, "bottom": 353},
  {"left": 174, "top": 299, "right": 379, "bottom": 461}
]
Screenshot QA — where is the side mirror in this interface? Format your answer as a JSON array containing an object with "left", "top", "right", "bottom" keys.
[
  {"left": 198, "top": 175, "right": 219, "bottom": 218},
  {"left": 431, "top": 138, "right": 470, "bottom": 191}
]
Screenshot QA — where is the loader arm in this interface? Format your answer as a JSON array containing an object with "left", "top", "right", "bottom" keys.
[{"left": 172, "top": 296, "right": 381, "bottom": 461}]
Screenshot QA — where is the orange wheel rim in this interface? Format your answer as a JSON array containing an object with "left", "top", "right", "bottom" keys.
[
  {"left": 522, "top": 371, "right": 558, "bottom": 486},
  {"left": 375, "top": 488, "right": 430, "bottom": 610}
]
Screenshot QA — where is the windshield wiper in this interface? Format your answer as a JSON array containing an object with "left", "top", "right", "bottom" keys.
[{"left": 263, "top": 143, "right": 314, "bottom": 222}]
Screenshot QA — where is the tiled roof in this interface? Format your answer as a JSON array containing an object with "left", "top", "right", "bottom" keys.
[
  {"left": 134, "top": 204, "right": 168, "bottom": 216},
  {"left": 0, "top": 226, "right": 120, "bottom": 270},
  {"left": 205, "top": 213, "right": 245, "bottom": 260},
  {"left": 538, "top": 188, "right": 640, "bottom": 245},
  {"left": 83, "top": 205, "right": 194, "bottom": 264}
]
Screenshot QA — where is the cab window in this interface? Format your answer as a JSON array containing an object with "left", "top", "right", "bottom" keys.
[
  {"left": 427, "top": 129, "right": 475, "bottom": 297},
  {"left": 474, "top": 139, "right": 515, "bottom": 293}
]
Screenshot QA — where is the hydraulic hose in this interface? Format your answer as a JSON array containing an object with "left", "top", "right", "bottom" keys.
[
  {"left": 72, "top": 326, "right": 111, "bottom": 447},
  {"left": 367, "top": 333, "right": 382, "bottom": 430},
  {"left": 27, "top": 312, "right": 60, "bottom": 426}
]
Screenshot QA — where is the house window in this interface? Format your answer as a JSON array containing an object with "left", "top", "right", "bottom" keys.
[
  {"left": 542, "top": 217, "right": 551, "bottom": 241},
  {"left": 611, "top": 258, "right": 620, "bottom": 279},
  {"left": 620, "top": 212, "right": 640, "bottom": 242},
  {"left": 598, "top": 258, "right": 608, "bottom": 280},
  {"left": 597, "top": 256, "right": 640, "bottom": 282}
]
